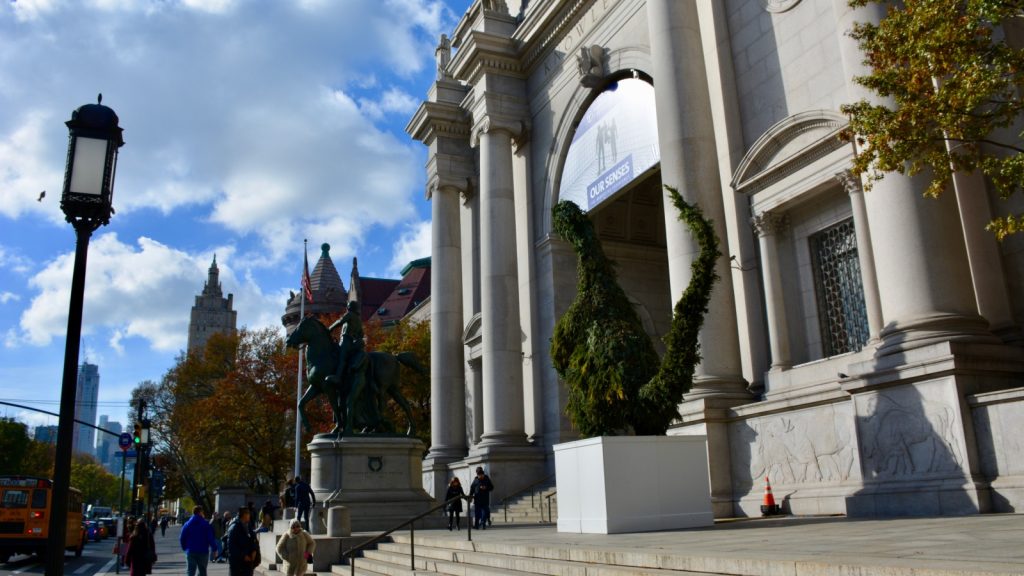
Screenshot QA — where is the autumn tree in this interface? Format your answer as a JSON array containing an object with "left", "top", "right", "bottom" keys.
[
  {"left": 134, "top": 328, "right": 301, "bottom": 512},
  {"left": 364, "top": 316, "right": 431, "bottom": 446},
  {"left": 70, "top": 454, "right": 120, "bottom": 508},
  {"left": 841, "top": 0, "right": 1024, "bottom": 238}
]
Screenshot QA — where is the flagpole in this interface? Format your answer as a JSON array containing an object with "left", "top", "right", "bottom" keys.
[{"left": 294, "top": 239, "right": 307, "bottom": 480}]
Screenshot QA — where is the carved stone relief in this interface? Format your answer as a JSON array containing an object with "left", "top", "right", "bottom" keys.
[
  {"left": 857, "top": 385, "right": 964, "bottom": 480},
  {"left": 732, "top": 403, "right": 857, "bottom": 488},
  {"left": 760, "top": 0, "right": 801, "bottom": 13}
]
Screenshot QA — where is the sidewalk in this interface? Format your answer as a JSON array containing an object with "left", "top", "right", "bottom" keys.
[{"left": 97, "top": 524, "right": 230, "bottom": 576}]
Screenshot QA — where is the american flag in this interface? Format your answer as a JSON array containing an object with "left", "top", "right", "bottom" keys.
[{"left": 302, "top": 245, "right": 313, "bottom": 304}]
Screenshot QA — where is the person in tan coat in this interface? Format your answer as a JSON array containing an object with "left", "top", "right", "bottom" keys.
[{"left": 275, "top": 520, "right": 316, "bottom": 576}]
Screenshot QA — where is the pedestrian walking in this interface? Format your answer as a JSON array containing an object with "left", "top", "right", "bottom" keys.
[
  {"left": 293, "top": 475, "right": 316, "bottom": 531},
  {"left": 470, "top": 466, "right": 494, "bottom": 529},
  {"left": 159, "top": 515, "right": 169, "bottom": 537},
  {"left": 212, "top": 510, "right": 231, "bottom": 563},
  {"left": 275, "top": 519, "right": 316, "bottom": 576},
  {"left": 124, "top": 520, "right": 156, "bottom": 576},
  {"left": 445, "top": 477, "right": 465, "bottom": 531},
  {"left": 228, "top": 507, "right": 260, "bottom": 576},
  {"left": 180, "top": 505, "right": 218, "bottom": 576}
]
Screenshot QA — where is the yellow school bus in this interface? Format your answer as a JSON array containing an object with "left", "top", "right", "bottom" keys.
[{"left": 0, "top": 476, "right": 84, "bottom": 562}]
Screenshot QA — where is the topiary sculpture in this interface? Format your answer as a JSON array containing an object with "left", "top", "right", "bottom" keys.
[
  {"left": 550, "top": 185, "right": 721, "bottom": 437},
  {"left": 550, "top": 200, "right": 660, "bottom": 437}
]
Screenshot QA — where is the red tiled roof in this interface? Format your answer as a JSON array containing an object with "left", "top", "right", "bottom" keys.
[
  {"left": 374, "top": 265, "right": 431, "bottom": 325},
  {"left": 357, "top": 278, "right": 400, "bottom": 322}
]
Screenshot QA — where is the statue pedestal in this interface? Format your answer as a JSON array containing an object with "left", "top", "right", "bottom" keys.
[{"left": 309, "top": 435, "right": 443, "bottom": 532}]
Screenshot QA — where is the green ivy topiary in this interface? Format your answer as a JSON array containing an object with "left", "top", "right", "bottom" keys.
[
  {"left": 550, "top": 200, "right": 660, "bottom": 437},
  {"left": 550, "top": 185, "right": 721, "bottom": 437}
]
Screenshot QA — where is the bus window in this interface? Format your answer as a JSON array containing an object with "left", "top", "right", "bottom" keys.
[
  {"left": 31, "top": 489, "right": 47, "bottom": 509},
  {"left": 2, "top": 489, "right": 28, "bottom": 508}
]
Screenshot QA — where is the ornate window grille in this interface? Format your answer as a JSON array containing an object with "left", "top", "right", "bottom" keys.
[{"left": 810, "top": 218, "right": 869, "bottom": 356}]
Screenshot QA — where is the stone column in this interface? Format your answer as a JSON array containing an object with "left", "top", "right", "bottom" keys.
[
  {"left": 477, "top": 124, "right": 528, "bottom": 448},
  {"left": 836, "top": 170, "right": 884, "bottom": 340},
  {"left": 647, "top": 0, "right": 748, "bottom": 398},
  {"left": 428, "top": 183, "right": 467, "bottom": 460},
  {"left": 751, "top": 212, "right": 791, "bottom": 371},
  {"left": 833, "top": 1, "right": 995, "bottom": 356}
]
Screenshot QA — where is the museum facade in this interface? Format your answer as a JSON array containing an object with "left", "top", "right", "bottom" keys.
[{"left": 407, "top": 0, "right": 1024, "bottom": 517}]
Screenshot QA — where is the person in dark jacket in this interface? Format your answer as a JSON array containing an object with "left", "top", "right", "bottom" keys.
[
  {"left": 445, "top": 477, "right": 465, "bottom": 531},
  {"left": 180, "top": 505, "right": 218, "bottom": 576},
  {"left": 227, "top": 507, "right": 259, "bottom": 576},
  {"left": 293, "top": 476, "right": 316, "bottom": 531},
  {"left": 469, "top": 466, "right": 494, "bottom": 529},
  {"left": 124, "top": 521, "right": 156, "bottom": 576}
]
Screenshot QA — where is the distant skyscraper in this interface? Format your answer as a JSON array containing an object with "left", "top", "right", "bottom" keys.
[
  {"left": 72, "top": 362, "right": 99, "bottom": 455},
  {"left": 96, "top": 415, "right": 123, "bottom": 471},
  {"left": 35, "top": 425, "right": 59, "bottom": 444},
  {"left": 188, "top": 255, "right": 238, "bottom": 353}
]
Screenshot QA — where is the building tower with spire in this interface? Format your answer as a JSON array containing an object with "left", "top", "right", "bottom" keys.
[
  {"left": 187, "top": 255, "right": 238, "bottom": 353},
  {"left": 282, "top": 243, "right": 348, "bottom": 333}
]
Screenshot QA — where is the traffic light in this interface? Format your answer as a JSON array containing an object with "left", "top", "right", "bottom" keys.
[{"left": 133, "top": 423, "right": 142, "bottom": 445}]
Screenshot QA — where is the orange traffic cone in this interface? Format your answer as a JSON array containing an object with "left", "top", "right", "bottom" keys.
[{"left": 760, "top": 476, "right": 781, "bottom": 516}]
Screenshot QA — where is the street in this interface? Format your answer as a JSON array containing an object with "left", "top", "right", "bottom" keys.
[{"left": 0, "top": 525, "right": 230, "bottom": 576}]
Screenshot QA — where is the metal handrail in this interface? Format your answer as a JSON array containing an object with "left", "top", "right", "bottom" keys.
[
  {"left": 544, "top": 490, "right": 557, "bottom": 523},
  {"left": 500, "top": 473, "right": 555, "bottom": 523},
  {"left": 344, "top": 494, "right": 472, "bottom": 575}
]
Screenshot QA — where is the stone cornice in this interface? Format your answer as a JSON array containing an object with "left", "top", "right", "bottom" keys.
[
  {"left": 517, "top": 0, "right": 592, "bottom": 70},
  {"left": 451, "top": 30, "right": 524, "bottom": 84},
  {"left": 406, "top": 99, "right": 471, "bottom": 144}
]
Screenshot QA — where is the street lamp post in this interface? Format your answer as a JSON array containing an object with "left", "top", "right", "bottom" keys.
[{"left": 45, "top": 94, "right": 123, "bottom": 576}]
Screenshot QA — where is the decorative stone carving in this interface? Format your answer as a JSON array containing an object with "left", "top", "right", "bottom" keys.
[
  {"left": 835, "top": 169, "right": 863, "bottom": 195},
  {"left": 578, "top": 44, "right": 605, "bottom": 88},
  {"left": 736, "top": 404, "right": 856, "bottom": 486},
  {"left": 482, "top": 0, "right": 508, "bottom": 13},
  {"left": 435, "top": 34, "right": 451, "bottom": 80},
  {"left": 760, "top": 0, "right": 801, "bottom": 13},
  {"left": 859, "top": 390, "right": 963, "bottom": 479},
  {"left": 750, "top": 211, "right": 789, "bottom": 237}
]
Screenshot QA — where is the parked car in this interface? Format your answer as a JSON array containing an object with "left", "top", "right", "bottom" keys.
[{"left": 98, "top": 517, "right": 118, "bottom": 538}]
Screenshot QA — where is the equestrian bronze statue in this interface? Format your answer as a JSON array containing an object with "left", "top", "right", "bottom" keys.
[{"left": 285, "top": 312, "right": 424, "bottom": 436}]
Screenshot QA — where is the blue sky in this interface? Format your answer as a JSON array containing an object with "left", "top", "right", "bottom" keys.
[{"left": 0, "top": 0, "right": 471, "bottom": 430}]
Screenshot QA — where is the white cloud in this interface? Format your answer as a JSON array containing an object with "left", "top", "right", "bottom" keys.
[
  {"left": 14, "top": 233, "right": 284, "bottom": 352},
  {"left": 0, "top": 292, "right": 19, "bottom": 304},
  {"left": 359, "top": 87, "right": 421, "bottom": 120},
  {"left": 0, "top": 111, "right": 64, "bottom": 223},
  {"left": 0, "top": 246, "right": 32, "bottom": 275},
  {"left": 388, "top": 219, "right": 431, "bottom": 277}
]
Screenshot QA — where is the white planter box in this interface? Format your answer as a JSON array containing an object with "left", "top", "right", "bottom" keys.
[{"left": 553, "top": 435, "right": 713, "bottom": 533}]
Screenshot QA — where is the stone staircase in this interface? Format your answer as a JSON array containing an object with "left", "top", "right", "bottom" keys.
[
  {"left": 337, "top": 532, "right": 718, "bottom": 576},
  {"left": 493, "top": 479, "right": 557, "bottom": 526}
]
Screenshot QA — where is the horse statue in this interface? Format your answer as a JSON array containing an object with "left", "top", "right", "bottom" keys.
[{"left": 285, "top": 314, "right": 424, "bottom": 437}]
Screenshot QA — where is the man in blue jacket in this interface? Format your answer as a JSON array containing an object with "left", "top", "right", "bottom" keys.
[{"left": 180, "top": 505, "right": 218, "bottom": 576}]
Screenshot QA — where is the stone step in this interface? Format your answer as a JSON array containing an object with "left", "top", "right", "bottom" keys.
[
  {"left": 367, "top": 542, "right": 717, "bottom": 576},
  {"left": 340, "top": 552, "right": 540, "bottom": 576},
  {"left": 388, "top": 533, "right": 773, "bottom": 575}
]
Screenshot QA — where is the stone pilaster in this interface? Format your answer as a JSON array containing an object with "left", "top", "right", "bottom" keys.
[
  {"left": 647, "top": 0, "right": 749, "bottom": 399},
  {"left": 751, "top": 212, "right": 791, "bottom": 371}
]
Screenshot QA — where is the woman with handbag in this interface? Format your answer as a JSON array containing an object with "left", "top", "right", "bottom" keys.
[
  {"left": 275, "top": 520, "right": 317, "bottom": 576},
  {"left": 123, "top": 521, "right": 157, "bottom": 576}
]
